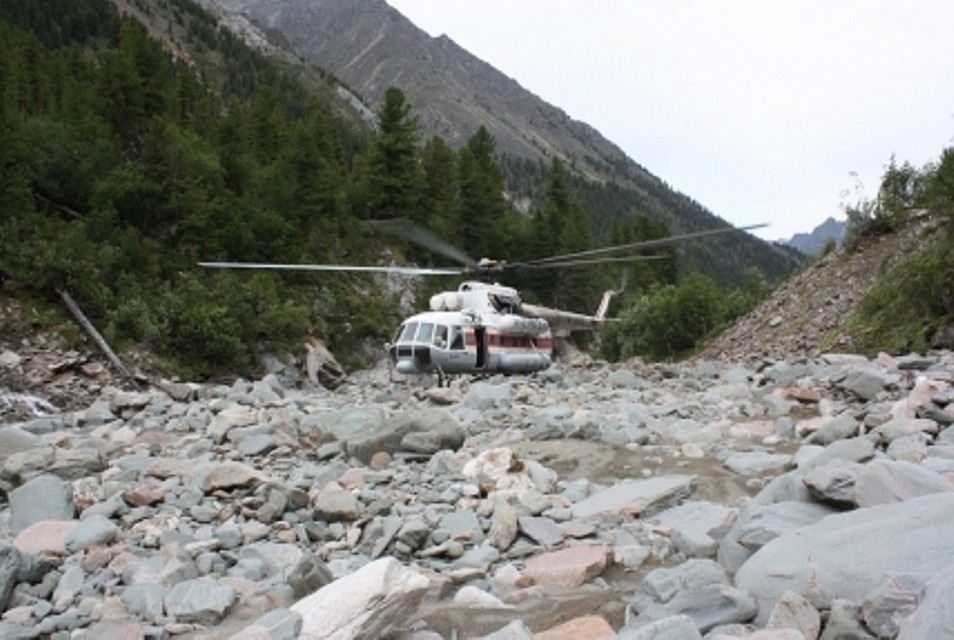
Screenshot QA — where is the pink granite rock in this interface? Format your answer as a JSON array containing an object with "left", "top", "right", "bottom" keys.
[
  {"left": 535, "top": 614, "right": 616, "bottom": 640},
  {"left": 522, "top": 545, "right": 611, "bottom": 588},
  {"left": 13, "top": 520, "right": 78, "bottom": 555}
]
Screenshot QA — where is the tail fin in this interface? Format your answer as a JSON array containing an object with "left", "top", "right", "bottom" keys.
[{"left": 595, "top": 271, "right": 628, "bottom": 320}]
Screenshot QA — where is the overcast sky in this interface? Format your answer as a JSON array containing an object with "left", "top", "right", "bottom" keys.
[{"left": 386, "top": 1, "right": 954, "bottom": 240}]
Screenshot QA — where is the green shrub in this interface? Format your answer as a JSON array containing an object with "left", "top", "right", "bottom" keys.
[{"left": 601, "top": 271, "right": 728, "bottom": 361}]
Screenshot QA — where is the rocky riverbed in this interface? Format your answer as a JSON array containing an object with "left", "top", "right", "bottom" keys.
[{"left": 2, "top": 348, "right": 954, "bottom": 639}]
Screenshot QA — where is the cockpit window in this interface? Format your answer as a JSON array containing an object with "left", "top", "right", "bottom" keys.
[
  {"left": 433, "top": 325, "right": 448, "bottom": 348},
  {"left": 398, "top": 322, "right": 418, "bottom": 342},
  {"left": 416, "top": 323, "right": 434, "bottom": 344}
]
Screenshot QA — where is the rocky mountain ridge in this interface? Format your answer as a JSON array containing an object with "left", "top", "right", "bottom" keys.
[
  {"left": 199, "top": 0, "right": 638, "bottom": 186},
  {"left": 187, "top": 0, "right": 801, "bottom": 284},
  {"left": 781, "top": 217, "right": 846, "bottom": 257}
]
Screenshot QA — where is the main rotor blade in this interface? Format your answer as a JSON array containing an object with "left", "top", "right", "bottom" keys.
[
  {"left": 198, "top": 262, "right": 463, "bottom": 276},
  {"left": 510, "top": 223, "right": 768, "bottom": 269},
  {"left": 369, "top": 219, "right": 478, "bottom": 270},
  {"left": 520, "top": 254, "right": 668, "bottom": 269}
]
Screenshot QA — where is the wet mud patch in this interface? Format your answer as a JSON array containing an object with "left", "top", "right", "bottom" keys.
[{"left": 509, "top": 439, "right": 768, "bottom": 506}]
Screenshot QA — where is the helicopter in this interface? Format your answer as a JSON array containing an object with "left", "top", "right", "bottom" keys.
[{"left": 200, "top": 220, "right": 766, "bottom": 384}]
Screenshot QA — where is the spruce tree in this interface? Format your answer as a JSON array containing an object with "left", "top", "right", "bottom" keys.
[
  {"left": 457, "top": 126, "right": 507, "bottom": 259},
  {"left": 362, "top": 86, "right": 423, "bottom": 222}
]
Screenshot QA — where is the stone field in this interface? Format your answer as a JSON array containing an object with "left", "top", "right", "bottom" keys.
[{"left": 1, "top": 349, "right": 954, "bottom": 639}]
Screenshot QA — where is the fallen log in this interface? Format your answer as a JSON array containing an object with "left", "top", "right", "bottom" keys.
[{"left": 55, "top": 287, "right": 137, "bottom": 385}]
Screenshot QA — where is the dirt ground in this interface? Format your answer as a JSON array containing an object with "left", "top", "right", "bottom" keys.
[{"left": 510, "top": 438, "right": 760, "bottom": 506}]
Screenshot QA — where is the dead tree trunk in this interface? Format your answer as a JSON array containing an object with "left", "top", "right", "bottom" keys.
[{"left": 56, "top": 287, "right": 137, "bottom": 384}]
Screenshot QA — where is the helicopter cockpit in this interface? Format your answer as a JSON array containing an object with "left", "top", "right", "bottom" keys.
[
  {"left": 394, "top": 321, "right": 465, "bottom": 351},
  {"left": 388, "top": 315, "right": 471, "bottom": 377}
]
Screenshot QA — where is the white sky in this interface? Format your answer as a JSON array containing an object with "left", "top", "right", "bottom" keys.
[{"left": 386, "top": 0, "right": 954, "bottom": 240}]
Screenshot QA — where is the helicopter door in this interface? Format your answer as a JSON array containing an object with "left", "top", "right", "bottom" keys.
[{"left": 475, "top": 327, "right": 486, "bottom": 369}]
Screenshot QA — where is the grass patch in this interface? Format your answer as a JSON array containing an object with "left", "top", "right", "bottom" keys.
[{"left": 831, "top": 236, "right": 953, "bottom": 355}]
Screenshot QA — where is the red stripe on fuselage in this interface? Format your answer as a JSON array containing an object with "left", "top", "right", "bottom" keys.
[{"left": 464, "top": 331, "right": 553, "bottom": 350}]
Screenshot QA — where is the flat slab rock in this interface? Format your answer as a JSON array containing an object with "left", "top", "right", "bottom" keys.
[{"left": 571, "top": 475, "right": 697, "bottom": 520}]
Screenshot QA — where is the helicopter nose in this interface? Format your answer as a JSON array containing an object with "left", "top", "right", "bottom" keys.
[
  {"left": 390, "top": 342, "right": 430, "bottom": 374},
  {"left": 395, "top": 359, "right": 420, "bottom": 375}
]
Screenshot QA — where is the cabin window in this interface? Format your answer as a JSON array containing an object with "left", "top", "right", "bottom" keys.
[
  {"left": 398, "top": 322, "right": 417, "bottom": 342},
  {"left": 449, "top": 326, "right": 465, "bottom": 350},
  {"left": 416, "top": 322, "right": 434, "bottom": 344},
  {"left": 433, "top": 325, "right": 448, "bottom": 348}
]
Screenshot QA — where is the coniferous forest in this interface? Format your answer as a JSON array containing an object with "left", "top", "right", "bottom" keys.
[{"left": 0, "top": 0, "right": 812, "bottom": 377}]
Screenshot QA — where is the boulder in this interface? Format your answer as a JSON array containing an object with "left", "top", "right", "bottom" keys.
[
  {"left": 522, "top": 545, "right": 611, "bottom": 588},
  {"left": 897, "top": 564, "right": 954, "bottom": 639},
  {"left": 290, "top": 557, "right": 429, "bottom": 638},
  {"left": 736, "top": 501, "right": 838, "bottom": 551},
  {"left": 735, "top": 492, "right": 954, "bottom": 623},
  {"left": 232, "top": 608, "right": 303, "bottom": 640},
  {"left": 571, "top": 475, "right": 697, "bottom": 520},
  {"left": 625, "top": 559, "right": 756, "bottom": 633},
  {"left": 851, "top": 458, "right": 953, "bottom": 507},
  {"left": 64, "top": 513, "right": 119, "bottom": 552},
  {"left": 163, "top": 577, "right": 237, "bottom": 626},
  {"left": 9, "top": 473, "right": 75, "bottom": 534},
  {"left": 325, "top": 408, "right": 464, "bottom": 463}
]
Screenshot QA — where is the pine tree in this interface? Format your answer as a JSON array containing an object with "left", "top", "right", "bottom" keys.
[
  {"left": 457, "top": 126, "right": 507, "bottom": 259},
  {"left": 420, "top": 135, "right": 458, "bottom": 243},
  {"left": 362, "top": 86, "right": 423, "bottom": 222}
]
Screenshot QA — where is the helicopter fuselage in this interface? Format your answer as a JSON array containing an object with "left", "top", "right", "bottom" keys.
[
  {"left": 387, "top": 282, "right": 555, "bottom": 379},
  {"left": 387, "top": 309, "right": 553, "bottom": 378}
]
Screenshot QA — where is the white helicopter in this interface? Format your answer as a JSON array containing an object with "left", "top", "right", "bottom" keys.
[{"left": 200, "top": 220, "right": 765, "bottom": 384}]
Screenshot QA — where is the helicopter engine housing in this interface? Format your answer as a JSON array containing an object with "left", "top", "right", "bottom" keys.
[{"left": 430, "top": 292, "right": 463, "bottom": 311}]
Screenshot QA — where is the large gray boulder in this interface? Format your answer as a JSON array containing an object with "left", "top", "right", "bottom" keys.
[
  {"left": 808, "top": 412, "right": 860, "bottom": 445},
  {"left": 897, "top": 564, "right": 954, "bottom": 639},
  {"left": 851, "top": 458, "right": 954, "bottom": 507},
  {"left": 717, "top": 471, "right": 814, "bottom": 573},
  {"left": 232, "top": 609, "right": 303, "bottom": 640},
  {"left": 290, "top": 557, "right": 429, "bottom": 638},
  {"left": 9, "top": 473, "right": 75, "bottom": 534},
  {"left": 625, "top": 559, "right": 756, "bottom": 633},
  {"left": 322, "top": 407, "right": 465, "bottom": 463},
  {"left": 163, "top": 577, "right": 237, "bottom": 626},
  {"left": 735, "top": 492, "right": 954, "bottom": 623},
  {"left": 0, "top": 426, "right": 40, "bottom": 462},
  {"left": 736, "top": 500, "right": 838, "bottom": 550},
  {"left": 463, "top": 382, "right": 511, "bottom": 411}
]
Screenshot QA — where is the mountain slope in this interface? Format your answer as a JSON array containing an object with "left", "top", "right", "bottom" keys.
[
  {"left": 197, "top": 0, "right": 802, "bottom": 282},
  {"left": 202, "top": 0, "right": 638, "bottom": 183},
  {"left": 701, "top": 212, "right": 947, "bottom": 361}
]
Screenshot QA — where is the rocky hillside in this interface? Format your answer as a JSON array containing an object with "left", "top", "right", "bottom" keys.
[{"left": 702, "top": 211, "right": 949, "bottom": 362}]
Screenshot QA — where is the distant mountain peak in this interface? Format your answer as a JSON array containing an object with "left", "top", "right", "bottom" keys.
[{"left": 782, "top": 217, "right": 846, "bottom": 256}]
